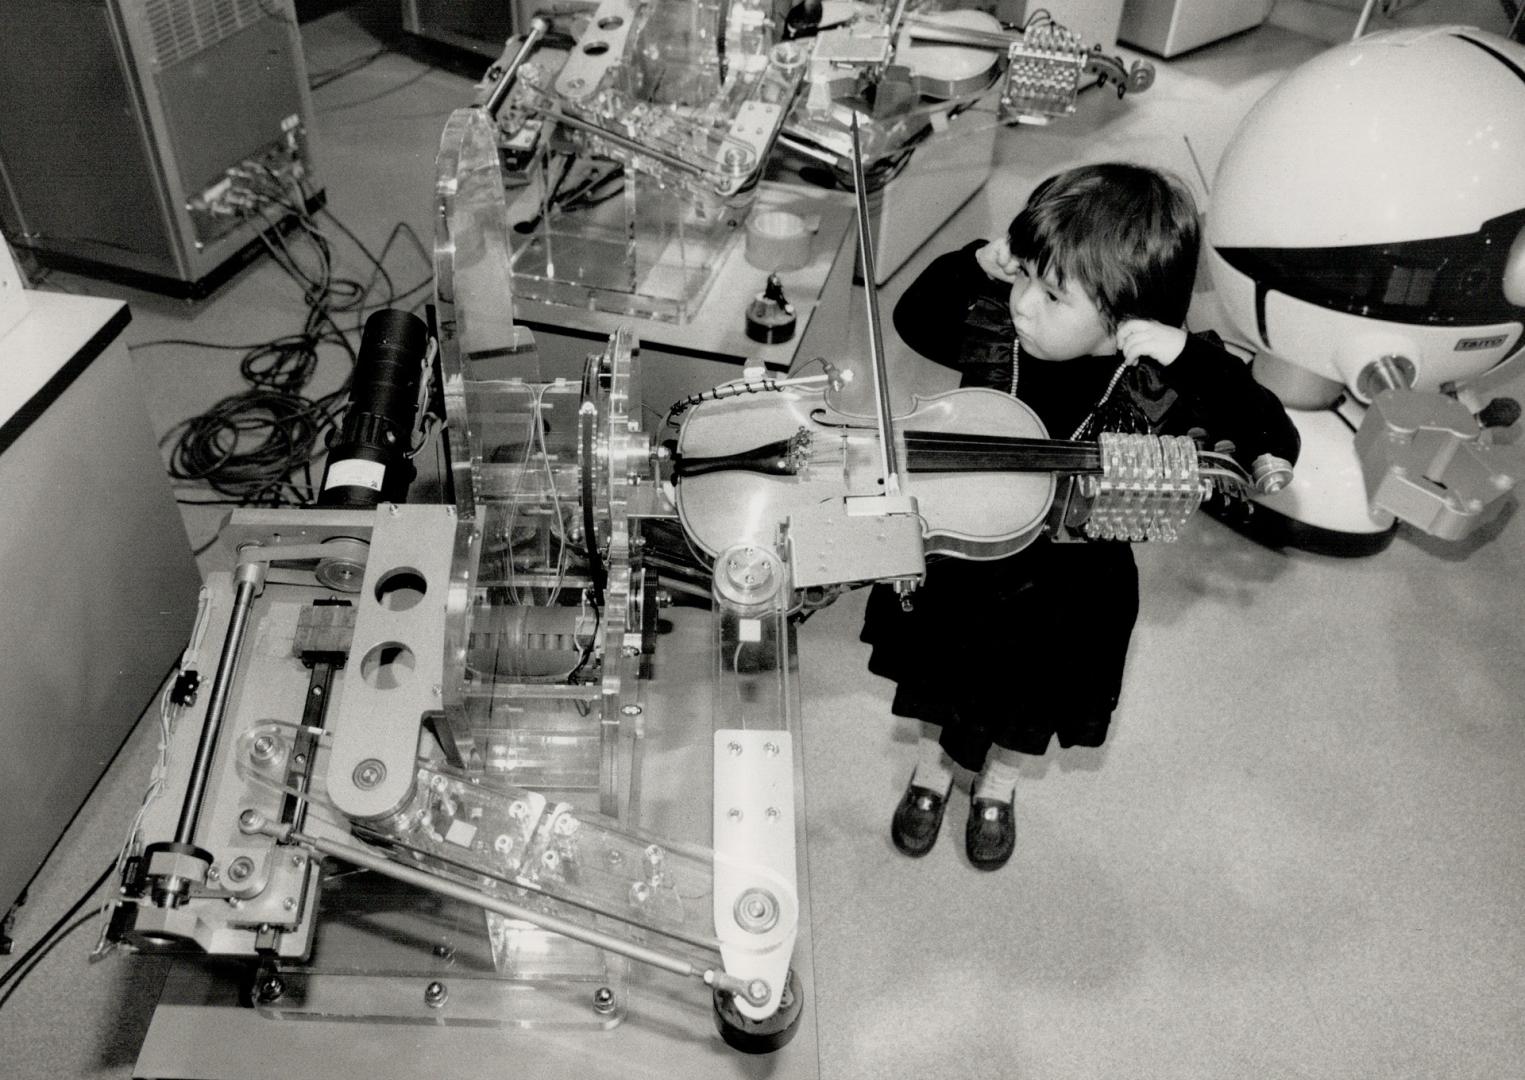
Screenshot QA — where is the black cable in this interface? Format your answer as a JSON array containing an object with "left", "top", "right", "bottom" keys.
[
  {"left": 309, "top": 47, "right": 391, "bottom": 91},
  {"left": 318, "top": 65, "right": 438, "bottom": 113},
  {"left": 0, "top": 861, "right": 116, "bottom": 996},
  {"left": 155, "top": 169, "right": 434, "bottom": 509}
]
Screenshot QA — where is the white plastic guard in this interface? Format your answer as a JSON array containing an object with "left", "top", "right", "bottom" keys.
[{"left": 713, "top": 729, "right": 799, "bottom": 1021}]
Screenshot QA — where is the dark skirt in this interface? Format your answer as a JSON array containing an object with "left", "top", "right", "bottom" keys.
[{"left": 860, "top": 538, "right": 1139, "bottom": 767}]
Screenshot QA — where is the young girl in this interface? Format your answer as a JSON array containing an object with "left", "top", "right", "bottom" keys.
[{"left": 863, "top": 163, "right": 1299, "bottom": 870}]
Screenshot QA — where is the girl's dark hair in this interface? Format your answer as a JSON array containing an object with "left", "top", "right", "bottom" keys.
[{"left": 1006, "top": 163, "right": 1200, "bottom": 330}]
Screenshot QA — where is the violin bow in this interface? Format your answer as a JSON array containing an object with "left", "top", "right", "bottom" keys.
[{"left": 848, "top": 113, "right": 905, "bottom": 497}]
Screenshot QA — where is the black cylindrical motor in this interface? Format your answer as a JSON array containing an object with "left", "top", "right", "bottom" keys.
[{"left": 319, "top": 309, "right": 429, "bottom": 508}]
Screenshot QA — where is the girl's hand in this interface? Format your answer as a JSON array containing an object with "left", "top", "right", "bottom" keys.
[
  {"left": 1116, "top": 319, "right": 1188, "bottom": 367},
  {"left": 975, "top": 238, "right": 1021, "bottom": 284}
]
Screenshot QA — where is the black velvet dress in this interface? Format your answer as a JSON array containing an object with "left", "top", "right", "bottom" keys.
[{"left": 860, "top": 242, "right": 1300, "bottom": 766}]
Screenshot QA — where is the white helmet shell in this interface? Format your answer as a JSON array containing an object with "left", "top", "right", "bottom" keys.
[{"left": 1205, "top": 27, "right": 1525, "bottom": 397}]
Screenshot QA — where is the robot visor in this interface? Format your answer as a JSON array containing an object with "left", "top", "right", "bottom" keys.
[{"left": 1215, "top": 205, "right": 1525, "bottom": 328}]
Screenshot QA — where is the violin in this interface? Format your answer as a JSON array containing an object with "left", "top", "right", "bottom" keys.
[
  {"left": 673, "top": 384, "right": 1052, "bottom": 560},
  {"left": 669, "top": 381, "right": 1213, "bottom": 561},
  {"left": 903, "top": 13, "right": 1156, "bottom": 100}
]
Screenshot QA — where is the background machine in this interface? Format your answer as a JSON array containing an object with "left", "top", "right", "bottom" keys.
[{"left": 0, "top": 0, "right": 322, "bottom": 297}]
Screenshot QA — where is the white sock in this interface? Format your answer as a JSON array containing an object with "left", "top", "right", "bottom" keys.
[
  {"left": 975, "top": 751, "right": 1021, "bottom": 802},
  {"left": 910, "top": 726, "right": 955, "bottom": 794}
]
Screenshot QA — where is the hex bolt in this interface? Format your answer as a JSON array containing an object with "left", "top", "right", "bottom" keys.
[
  {"left": 727, "top": 741, "right": 743, "bottom": 756},
  {"left": 250, "top": 734, "right": 279, "bottom": 763},
  {"left": 424, "top": 981, "right": 449, "bottom": 1008},
  {"left": 764, "top": 741, "right": 780, "bottom": 757},
  {"left": 592, "top": 986, "right": 616, "bottom": 1014},
  {"left": 747, "top": 979, "right": 769, "bottom": 1004}
]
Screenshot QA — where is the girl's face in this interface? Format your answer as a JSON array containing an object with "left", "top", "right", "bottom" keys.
[{"left": 1008, "top": 260, "right": 1116, "bottom": 361}]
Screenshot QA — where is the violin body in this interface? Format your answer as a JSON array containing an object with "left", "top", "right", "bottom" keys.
[
  {"left": 674, "top": 385, "right": 1056, "bottom": 561},
  {"left": 897, "top": 9, "right": 1005, "bottom": 100}
]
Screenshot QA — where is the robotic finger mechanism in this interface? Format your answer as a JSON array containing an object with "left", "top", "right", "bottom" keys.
[
  {"left": 1205, "top": 25, "right": 1525, "bottom": 553},
  {"left": 106, "top": 105, "right": 810, "bottom": 1068}
]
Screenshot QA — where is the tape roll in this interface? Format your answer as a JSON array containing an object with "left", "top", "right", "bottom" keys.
[{"left": 745, "top": 210, "right": 812, "bottom": 273}]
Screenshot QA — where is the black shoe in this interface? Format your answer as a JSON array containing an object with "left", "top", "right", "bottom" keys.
[
  {"left": 891, "top": 779, "right": 949, "bottom": 857},
  {"left": 966, "top": 796, "right": 1015, "bottom": 870}
]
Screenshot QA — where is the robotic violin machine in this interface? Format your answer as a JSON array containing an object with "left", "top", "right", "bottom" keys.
[
  {"left": 98, "top": 21, "right": 1210, "bottom": 1076},
  {"left": 105, "top": 106, "right": 815, "bottom": 1076}
]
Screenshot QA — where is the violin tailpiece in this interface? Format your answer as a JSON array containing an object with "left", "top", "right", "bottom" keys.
[{"left": 1079, "top": 434, "right": 1205, "bottom": 543}]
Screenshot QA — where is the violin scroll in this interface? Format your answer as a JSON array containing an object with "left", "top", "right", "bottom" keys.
[{"left": 1085, "top": 50, "right": 1155, "bottom": 98}]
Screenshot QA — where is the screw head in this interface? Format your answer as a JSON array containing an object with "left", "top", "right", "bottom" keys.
[
  {"left": 424, "top": 980, "right": 448, "bottom": 1008},
  {"left": 250, "top": 734, "right": 279, "bottom": 763},
  {"left": 353, "top": 759, "right": 386, "bottom": 789},
  {"left": 592, "top": 986, "right": 616, "bottom": 1014}
]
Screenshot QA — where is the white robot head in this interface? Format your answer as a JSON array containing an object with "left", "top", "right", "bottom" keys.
[{"left": 1204, "top": 27, "right": 1525, "bottom": 408}]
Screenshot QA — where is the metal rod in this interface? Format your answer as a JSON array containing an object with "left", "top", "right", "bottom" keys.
[
  {"left": 537, "top": 108, "right": 706, "bottom": 180},
  {"left": 258, "top": 818, "right": 753, "bottom": 995},
  {"left": 904, "top": 16, "right": 1016, "bottom": 50},
  {"left": 484, "top": 17, "right": 549, "bottom": 119},
  {"left": 174, "top": 562, "right": 265, "bottom": 844},
  {"left": 1351, "top": 0, "right": 1380, "bottom": 40},
  {"left": 848, "top": 115, "right": 902, "bottom": 496}
]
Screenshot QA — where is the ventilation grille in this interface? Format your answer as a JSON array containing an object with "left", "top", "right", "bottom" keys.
[{"left": 143, "top": 0, "right": 271, "bottom": 67}]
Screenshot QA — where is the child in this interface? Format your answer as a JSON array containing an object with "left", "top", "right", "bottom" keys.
[{"left": 862, "top": 162, "right": 1299, "bottom": 870}]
